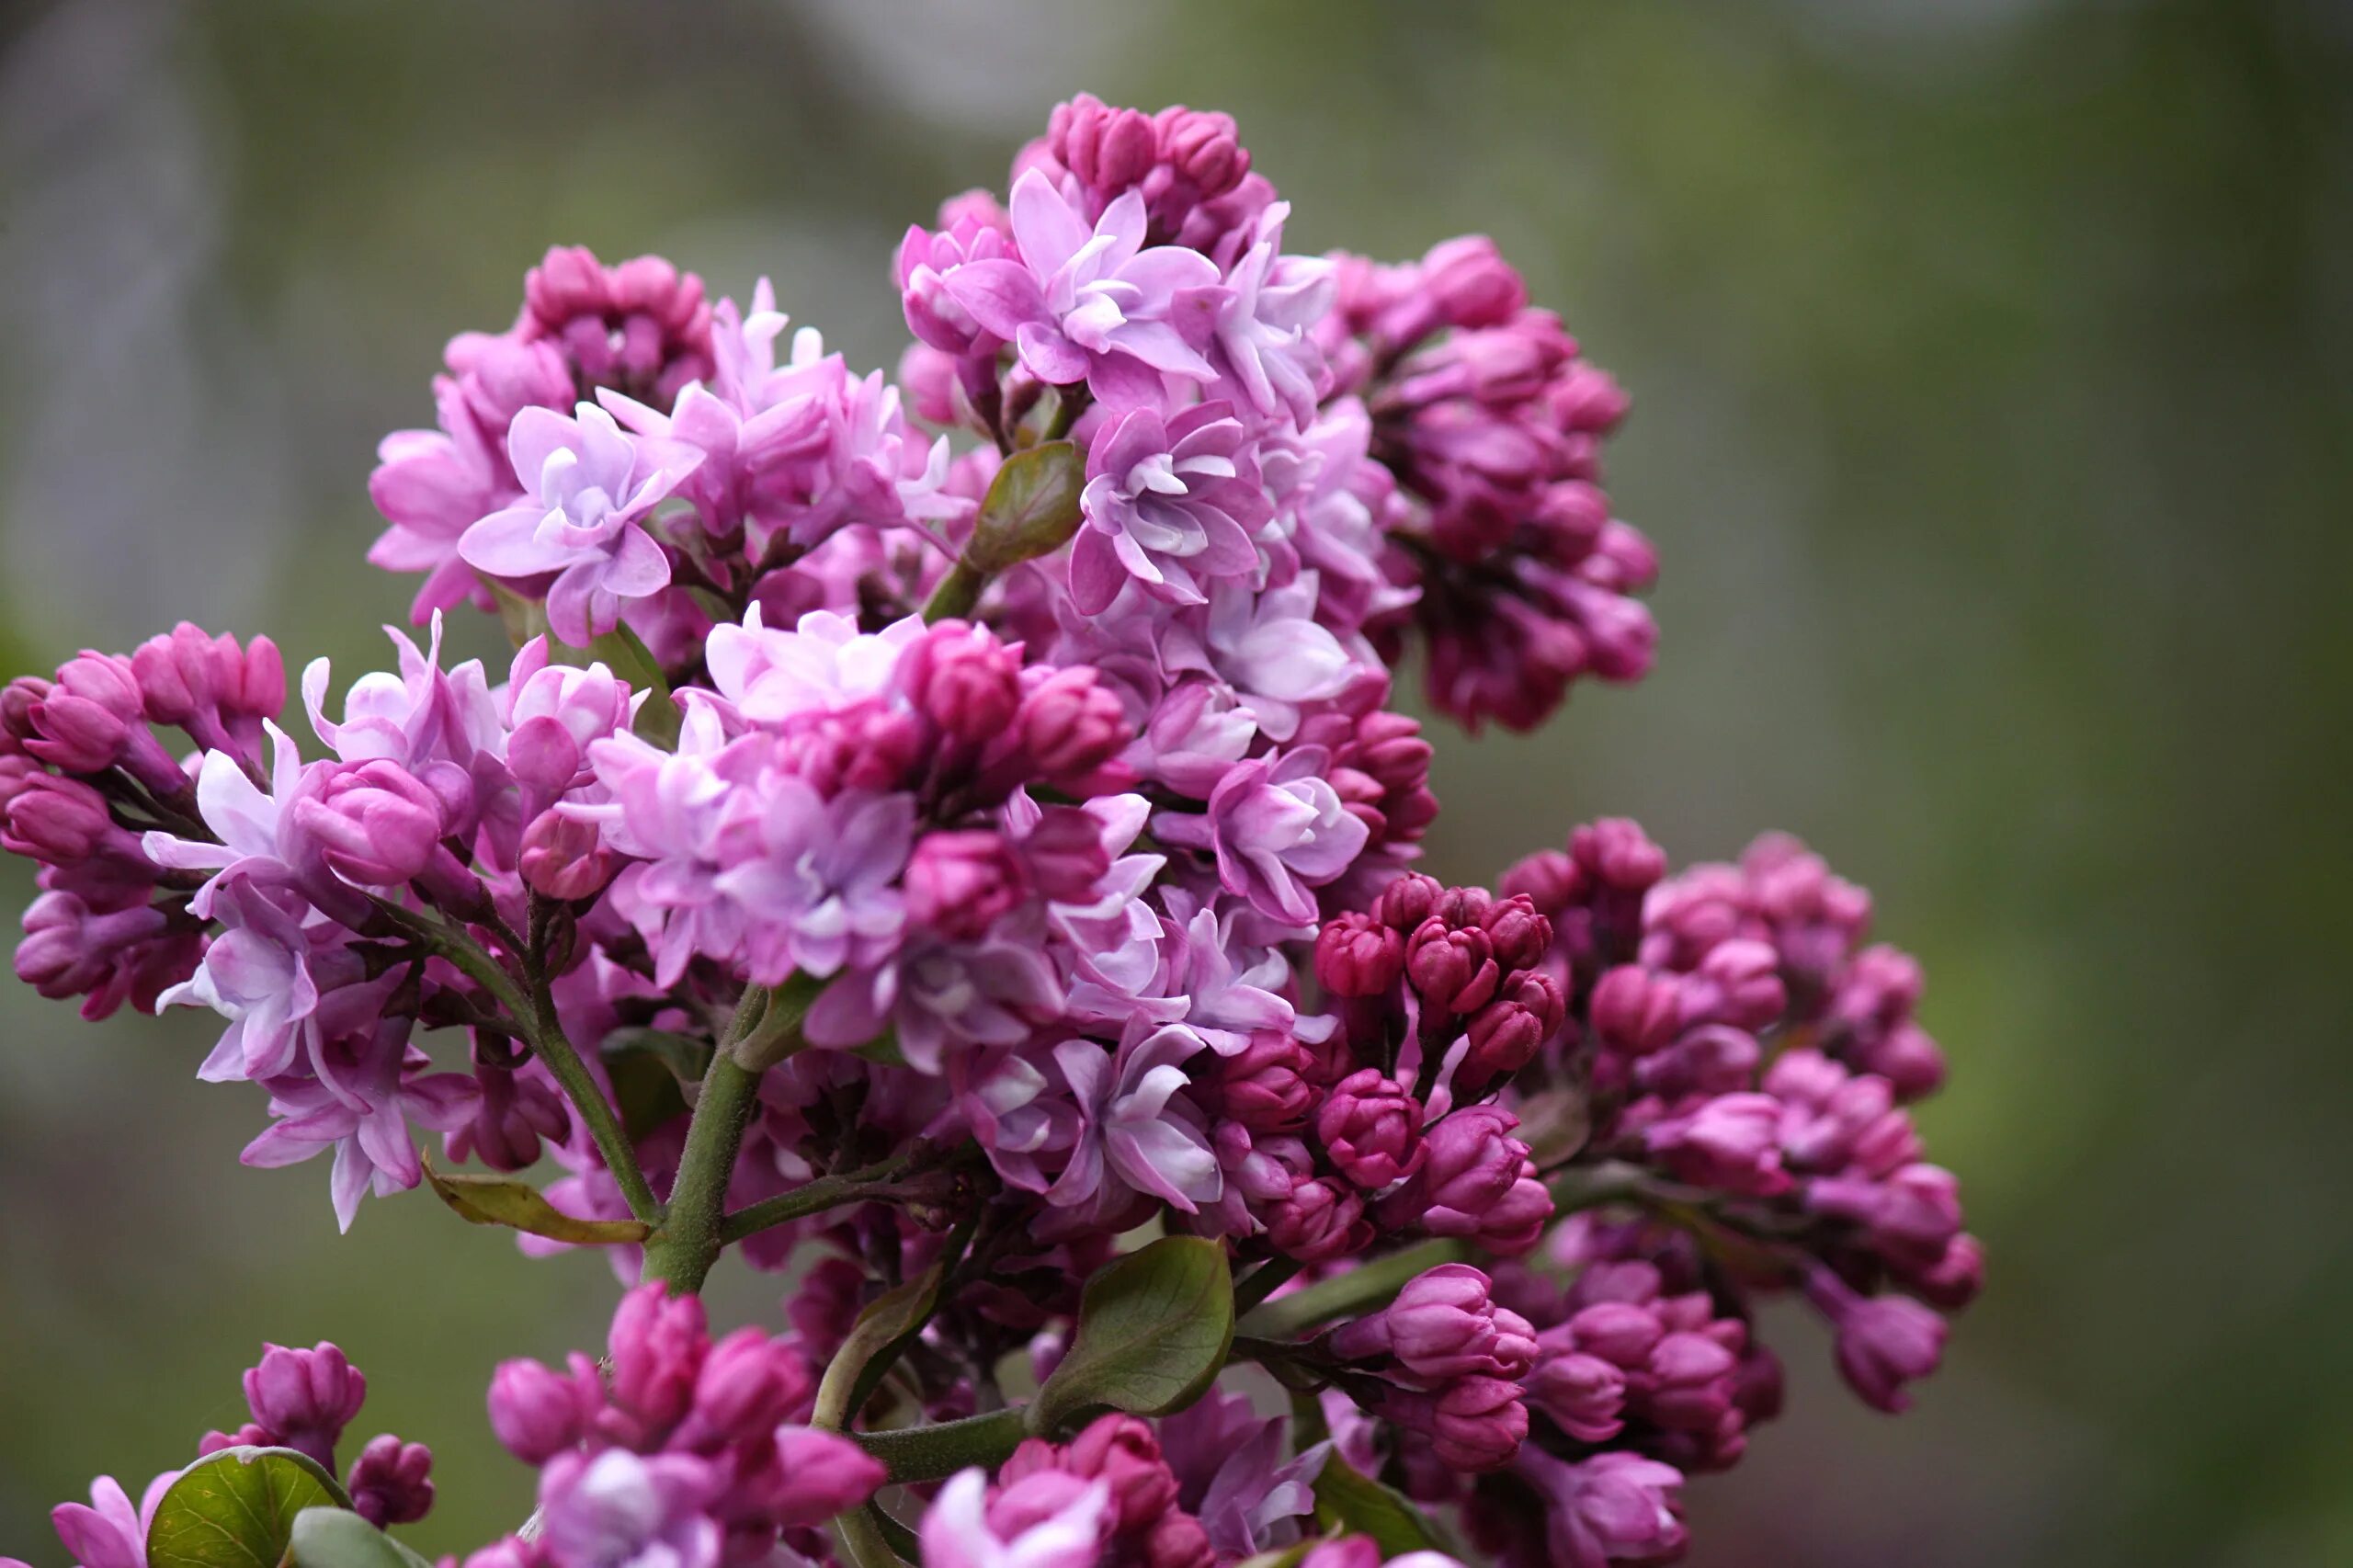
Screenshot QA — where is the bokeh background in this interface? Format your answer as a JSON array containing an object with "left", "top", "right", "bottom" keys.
[{"left": 3, "top": 1, "right": 2348, "bottom": 1562}]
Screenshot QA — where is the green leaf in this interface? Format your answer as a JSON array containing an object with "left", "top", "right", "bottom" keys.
[
  {"left": 813, "top": 1259, "right": 949, "bottom": 1430},
  {"left": 585, "top": 623, "right": 680, "bottom": 747},
  {"left": 963, "top": 439, "right": 1085, "bottom": 572},
  {"left": 422, "top": 1153, "right": 653, "bottom": 1244},
  {"left": 601, "top": 1027, "right": 710, "bottom": 1137},
  {"left": 1030, "top": 1235, "right": 1233, "bottom": 1434},
  {"left": 289, "top": 1508, "right": 436, "bottom": 1568},
  {"left": 1311, "top": 1457, "right": 1449, "bottom": 1558},
  {"left": 488, "top": 581, "right": 550, "bottom": 651},
  {"left": 146, "top": 1447, "right": 350, "bottom": 1568}
]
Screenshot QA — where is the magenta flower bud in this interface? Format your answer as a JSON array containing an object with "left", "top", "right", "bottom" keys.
[
  {"left": 1207, "top": 1030, "right": 1313, "bottom": 1131},
  {"left": 1384, "top": 1377, "right": 1526, "bottom": 1472},
  {"left": 1587, "top": 965, "right": 1679, "bottom": 1057},
  {"left": 1461, "top": 968, "right": 1564, "bottom": 1087},
  {"left": 684, "top": 1329, "right": 811, "bottom": 1450},
  {"left": 1137, "top": 1510, "right": 1215, "bottom": 1568},
  {"left": 487, "top": 1356, "right": 597, "bottom": 1464},
  {"left": 1527, "top": 1349, "right": 1628, "bottom": 1442},
  {"left": 1372, "top": 872, "right": 1441, "bottom": 931},
  {"left": 1477, "top": 1164, "right": 1555, "bottom": 1257},
  {"left": 233, "top": 635, "right": 287, "bottom": 720},
  {"left": 24, "top": 691, "right": 131, "bottom": 774},
  {"left": 904, "top": 623, "right": 1023, "bottom": 743},
  {"left": 1063, "top": 1414, "right": 1180, "bottom": 1533},
  {"left": 1677, "top": 937, "right": 1786, "bottom": 1032},
  {"left": 1050, "top": 94, "right": 1158, "bottom": 192},
  {"left": 1477, "top": 893, "right": 1552, "bottom": 972},
  {"left": 1861, "top": 1019, "right": 1948, "bottom": 1102},
  {"left": 460, "top": 1539, "right": 537, "bottom": 1568},
  {"left": 1643, "top": 1333, "right": 1740, "bottom": 1432},
  {"left": 1404, "top": 918, "right": 1499, "bottom": 1015},
  {"left": 1909, "top": 1232, "right": 1986, "bottom": 1312},
  {"left": 346, "top": 1435, "right": 434, "bottom": 1528},
  {"left": 767, "top": 1427, "right": 886, "bottom": 1528},
  {"left": 1418, "top": 235, "right": 1528, "bottom": 332},
  {"left": 0, "top": 676, "right": 51, "bottom": 744},
  {"left": 785, "top": 1256, "right": 870, "bottom": 1364},
  {"left": 4, "top": 775, "right": 123, "bottom": 865},
  {"left": 294, "top": 760, "right": 449, "bottom": 887},
  {"left": 1315, "top": 1068, "right": 1426, "bottom": 1190},
  {"left": 1643, "top": 1092, "right": 1790, "bottom": 1197},
  {"left": 1016, "top": 667, "right": 1131, "bottom": 782},
  {"left": 519, "top": 810, "right": 617, "bottom": 902},
  {"left": 1313, "top": 912, "right": 1404, "bottom": 997},
  {"left": 1154, "top": 106, "right": 1249, "bottom": 199},
  {"left": 905, "top": 831, "right": 1029, "bottom": 939},
  {"left": 1329, "top": 1263, "right": 1536, "bottom": 1382},
  {"left": 1267, "top": 1176, "right": 1370, "bottom": 1263},
  {"left": 130, "top": 624, "right": 230, "bottom": 725},
  {"left": 1806, "top": 1270, "right": 1947, "bottom": 1414},
  {"left": 1020, "top": 806, "right": 1111, "bottom": 903},
  {"left": 1566, "top": 1301, "right": 1665, "bottom": 1369},
  {"left": 1415, "top": 1107, "right": 1526, "bottom": 1230},
  {"left": 606, "top": 1283, "right": 707, "bottom": 1443},
  {"left": 1299, "top": 1540, "right": 1381, "bottom": 1568},
  {"left": 244, "top": 1342, "right": 368, "bottom": 1468}
]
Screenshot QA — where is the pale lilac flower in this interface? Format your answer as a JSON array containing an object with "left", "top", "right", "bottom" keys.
[
  {"left": 1206, "top": 202, "right": 1334, "bottom": 428},
  {"left": 955, "top": 1046, "right": 1082, "bottom": 1194},
  {"left": 368, "top": 375, "right": 514, "bottom": 621},
  {"left": 459, "top": 403, "right": 699, "bottom": 645},
  {"left": 918, "top": 1467, "right": 1108, "bottom": 1568},
  {"left": 538, "top": 1449, "right": 721, "bottom": 1568},
  {"left": 50, "top": 1473, "right": 177, "bottom": 1568},
  {"left": 140, "top": 723, "right": 356, "bottom": 921},
  {"left": 703, "top": 607, "right": 924, "bottom": 729},
  {"left": 1071, "top": 402, "right": 1267, "bottom": 614},
  {"left": 1159, "top": 1390, "right": 1326, "bottom": 1561},
  {"left": 1047, "top": 1021, "right": 1220, "bottom": 1217},
  {"left": 1164, "top": 577, "right": 1359, "bottom": 742},
  {"left": 806, "top": 931, "right": 1061, "bottom": 1074},
  {"left": 1154, "top": 747, "right": 1370, "bottom": 926},
  {"left": 241, "top": 1019, "right": 479, "bottom": 1232},
  {"left": 159, "top": 878, "right": 356, "bottom": 1085},
  {"left": 940, "top": 171, "right": 1221, "bottom": 408},
  {"left": 713, "top": 777, "right": 913, "bottom": 981}
]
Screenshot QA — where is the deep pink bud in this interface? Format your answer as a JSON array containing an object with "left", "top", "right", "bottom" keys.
[
  {"left": 487, "top": 1356, "right": 597, "bottom": 1464},
  {"left": 1017, "top": 667, "right": 1130, "bottom": 781},
  {"left": 1909, "top": 1233, "right": 1986, "bottom": 1312},
  {"left": 1588, "top": 964, "right": 1679, "bottom": 1056},
  {"left": 1404, "top": 918, "right": 1498, "bottom": 1014},
  {"left": 1154, "top": 107, "right": 1249, "bottom": 198},
  {"left": 1137, "top": 1510, "right": 1216, "bottom": 1568},
  {"left": 1461, "top": 968, "right": 1564, "bottom": 1086},
  {"left": 605, "top": 1283, "right": 707, "bottom": 1443},
  {"left": 1418, "top": 235, "right": 1528, "bottom": 331},
  {"left": 244, "top": 1342, "right": 368, "bottom": 1468},
  {"left": 1063, "top": 1414, "right": 1180, "bottom": 1533},
  {"left": 4, "top": 775, "right": 122, "bottom": 864},
  {"left": 519, "top": 810, "right": 616, "bottom": 901},
  {"left": 1477, "top": 1164, "right": 1555, "bottom": 1257},
  {"left": 346, "top": 1435, "right": 433, "bottom": 1528},
  {"left": 1207, "top": 1030, "right": 1314, "bottom": 1131},
  {"left": 1314, "top": 912, "right": 1404, "bottom": 997},
  {"left": 1678, "top": 937, "right": 1786, "bottom": 1031},
  {"left": 23, "top": 690, "right": 131, "bottom": 774},
  {"left": 768, "top": 1427, "right": 886, "bottom": 1527},
  {"left": 1644, "top": 1092, "right": 1790, "bottom": 1196},
  {"left": 1528, "top": 1349, "right": 1628, "bottom": 1442},
  {"left": 1643, "top": 1333, "right": 1740, "bottom": 1432},
  {"left": 1371, "top": 872, "right": 1440, "bottom": 931},
  {"left": 1385, "top": 1377, "right": 1526, "bottom": 1472},
  {"left": 1267, "top": 1176, "right": 1370, "bottom": 1263},
  {"left": 294, "top": 760, "right": 449, "bottom": 887},
  {"left": 905, "top": 623, "right": 1024, "bottom": 743},
  {"left": 1478, "top": 893, "right": 1551, "bottom": 971},
  {"left": 1051, "top": 94, "right": 1159, "bottom": 191},
  {"left": 684, "top": 1328, "right": 811, "bottom": 1450},
  {"left": 1807, "top": 1270, "right": 1947, "bottom": 1414},
  {"left": 1415, "top": 1107, "right": 1526, "bottom": 1233},
  {"left": 1329, "top": 1263, "right": 1537, "bottom": 1382},
  {"left": 905, "top": 831, "right": 1029, "bottom": 939},
  {"left": 1315, "top": 1068, "right": 1426, "bottom": 1190}
]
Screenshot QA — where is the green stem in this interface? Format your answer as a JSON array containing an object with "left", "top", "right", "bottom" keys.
[
  {"left": 640, "top": 984, "right": 779, "bottom": 1292},
  {"left": 1237, "top": 1239, "right": 1470, "bottom": 1340},
  {"left": 377, "top": 899, "right": 659, "bottom": 1223},
  {"left": 1232, "top": 1256, "right": 1303, "bottom": 1316},
  {"left": 718, "top": 1153, "right": 919, "bottom": 1244},
  {"left": 921, "top": 558, "right": 989, "bottom": 622},
  {"left": 832, "top": 1503, "right": 903, "bottom": 1568},
  {"left": 851, "top": 1407, "right": 1030, "bottom": 1483}
]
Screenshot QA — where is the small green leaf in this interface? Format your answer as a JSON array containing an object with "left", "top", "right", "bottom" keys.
[
  {"left": 814, "top": 1260, "right": 949, "bottom": 1430},
  {"left": 585, "top": 623, "right": 680, "bottom": 747},
  {"left": 1311, "top": 1457, "right": 1449, "bottom": 1558},
  {"left": 290, "top": 1508, "right": 436, "bottom": 1568},
  {"left": 601, "top": 1027, "right": 710, "bottom": 1137},
  {"left": 964, "top": 440, "right": 1085, "bottom": 572},
  {"left": 488, "top": 581, "right": 551, "bottom": 652},
  {"left": 1030, "top": 1235, "right": 1233, "bottom": 1434},
  {"left": 147, "top": 1447, "right": 349, "bottom": 1568},
  {"left": 422, "top": 1153, "right": 653, "bottom": 1244}
]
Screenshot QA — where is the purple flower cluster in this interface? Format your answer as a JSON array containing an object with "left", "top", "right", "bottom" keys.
[
  {"left": 473, "top": 1285, "right": 879, "bottom": 1568},
  {"left": 4, "top": 92, "right": 1983, "bottom": 1568}
]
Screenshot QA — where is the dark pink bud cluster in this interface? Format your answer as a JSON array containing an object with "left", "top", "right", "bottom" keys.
[
  {"left": 521, "top": 244, "right": 715, "bottom": 408},
  {"left": 1325, "top": 235, "right": 1656, "bottom": 733},
  {"left": 1029, "top": 93, "right": 1267, "bottom": 253},
  {"left": 190, "top": 1341, "right": 436, "bottom": 1529},
  {"left": 480, "top": 1285, "right": 881, "bottom": 1568},
  {"left": 995, "top": 1413, "right": 1214, "bottom": 1568}
]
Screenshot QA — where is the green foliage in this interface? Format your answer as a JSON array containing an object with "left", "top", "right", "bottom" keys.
[
  {"left": 963, "top": 441, "right": 1086, "bottom": 572},
  {"left": 421, "top": 1155, "right": 653, "bottom": 1244},
  {"left": 290, "top": 1507, "right": 437, "bottom": 1568},
  {"left": 146, "top": 1448, "right": 349, "bottom": 1568},
  {"left": 1030, "top": 1236, "right": 1233, "bottom": 1435}
]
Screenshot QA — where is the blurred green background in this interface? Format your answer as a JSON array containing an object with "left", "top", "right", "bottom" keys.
[{"left": 3, "top": 1, "right": 2347, "bottom": 1562}]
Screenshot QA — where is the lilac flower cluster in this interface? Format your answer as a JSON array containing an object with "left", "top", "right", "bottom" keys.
[{"left": 5, "top": 93, "right": 1980, "bottom": 1568}]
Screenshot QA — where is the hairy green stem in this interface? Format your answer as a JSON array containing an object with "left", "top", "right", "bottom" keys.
[
  {"left": 377, "top": 899, "right": 659, "bottom": 1223},
  {"left": 850, "top": 1407, "right": 1030, "bottom": 1483},
  {"left": 640, "top": 984, "right": 788, "bottom": 1292},
  {"left": 718, "top": 1153, "right": 919, "bottom": 1244},
  {"left": 921, "top": 558, "right": 989, "bottom": 622},
  {"left": 1237, "top": 1239, "right": 1470, "bottom": 1341},
  {"left": 832, "top": 1503, "right": 901, "bottom": 1568}
]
